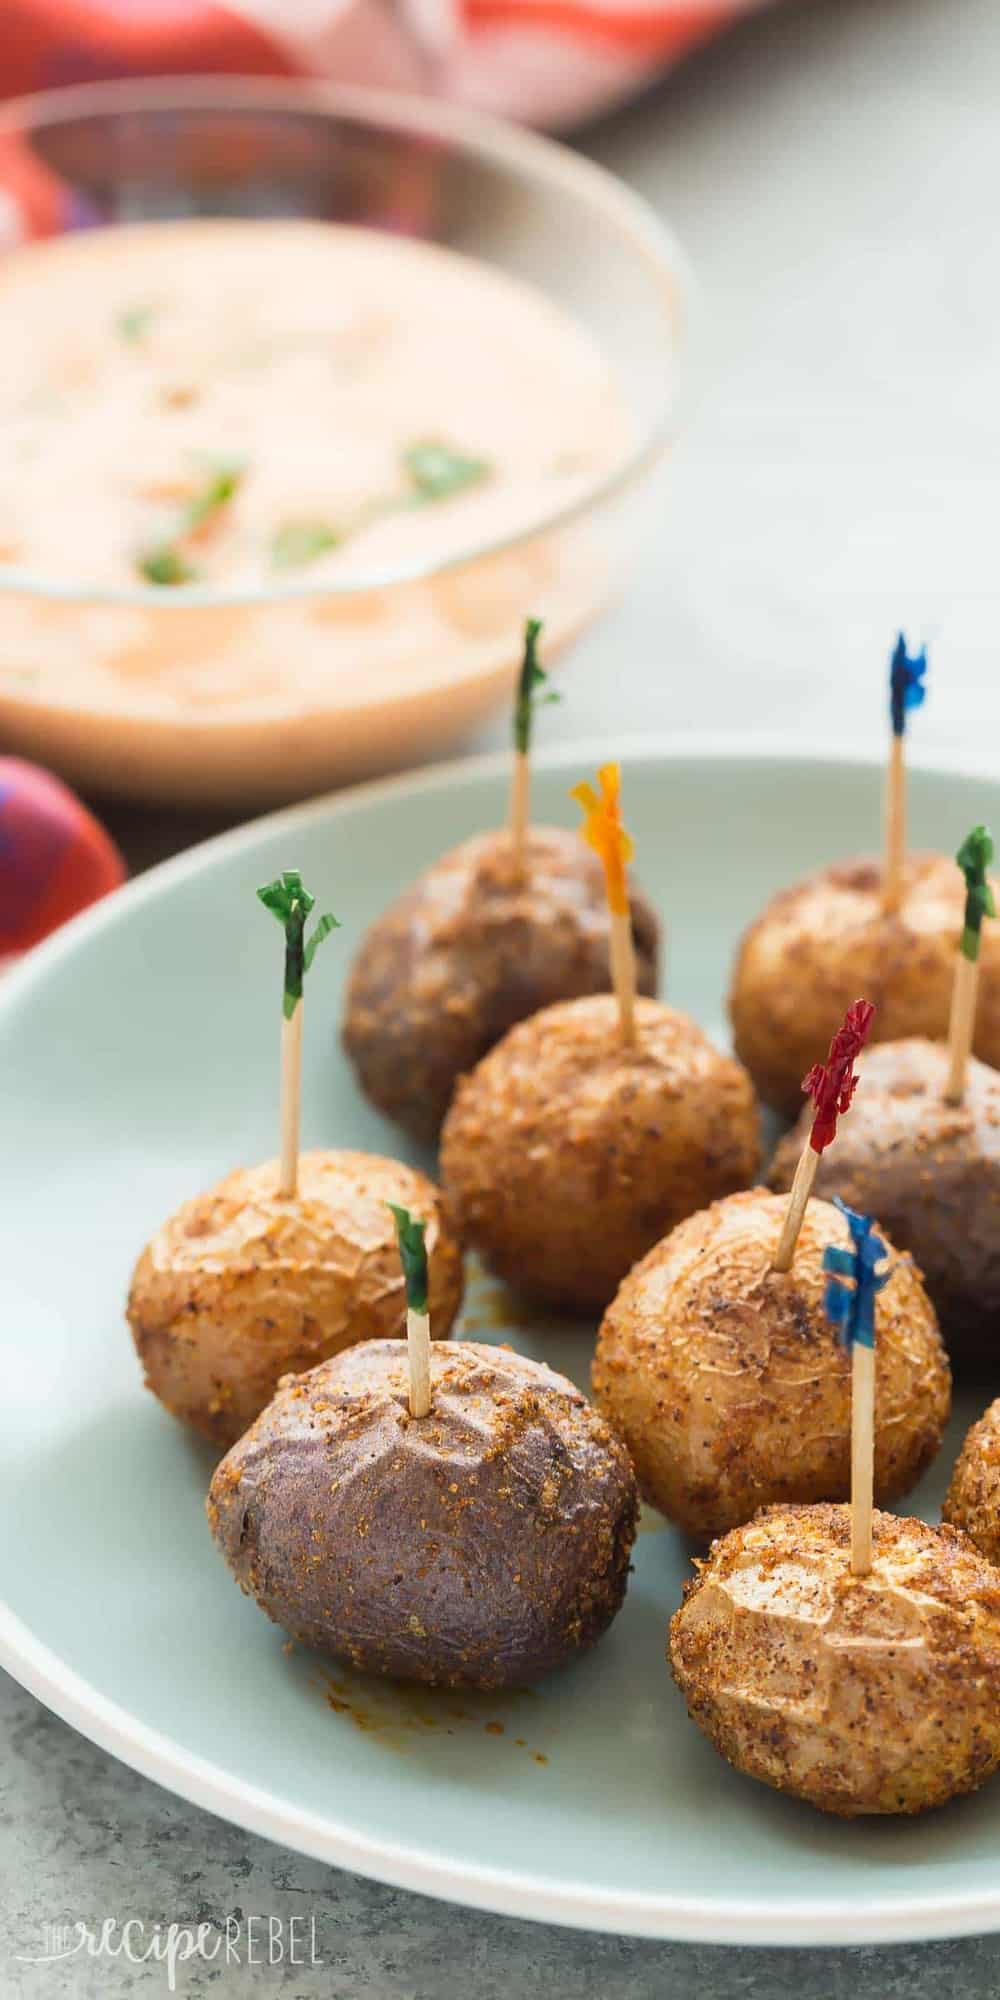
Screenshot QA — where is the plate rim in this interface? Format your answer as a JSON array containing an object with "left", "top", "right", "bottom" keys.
[{"left": 5, "top": 729, "right": 1000, "bottom": 1947}]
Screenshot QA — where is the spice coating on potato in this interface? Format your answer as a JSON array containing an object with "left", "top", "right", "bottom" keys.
[
  {"left": 670, "top": 1504, "right": 1000, "bottom": 1816},
  {"left": 729, "top": 852, "right": 1000, "bottom": 1117},
  {"left": 128, "top": 1150, "right": 463, "bottom": 1448},
  {"left": 440, "top": 995, "right": 760, "bottom": 1315},
  {"left": 943, "top": 1398, "right": 1000, "bottom": 1564},
  {"left": 592, "top": 1189, "right": 949, "bottom": 1538},
  {"left": 769, "top": 1039, "right": 1000, "bottom": 1364},
  {"left": 342, "top": 826, "right": 660, "bottom": 1144},
  {"left": 207, "top": 1339, "right": 638, "bottom": 1688}
]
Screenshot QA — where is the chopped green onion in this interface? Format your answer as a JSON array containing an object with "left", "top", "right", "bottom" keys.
[
  {"left": 117, "top": 304, "right": 157, "bottom": 345},
  {"left": 403, "top": 440, "right": 492, "bottom": 505},
  {"left": 183, "top": 458, "right": 246, "bottom": 535},
  {"left": 137, "top": 544, "right": 199, "bottom": 587},
  {"left": 135, "top": 456, "right": 245, "bottom": 586},
  {"left": 271, "top": 519, "right": 340, "bottom": 570}
]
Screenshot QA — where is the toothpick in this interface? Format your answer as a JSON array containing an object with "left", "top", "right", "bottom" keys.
[
  {"left": 257, "top": 870, "right": 340, "bottom": 1203},
  {"left": 772, "top": 1146, "right": 819, "bottom": 1273},
  {"left": 850, "top": 1342, "right": 875, "bottom": 1575},
  {"left": 609, "top": 906, "right": 637, "bottom": 1044},
  {"left": 944, "top": 825, "right": 995, "bottom": 1106},
  {"left": 771, "top": 998, "right": 875, "bottom": 1272},
  {"left": 389, "top": 1204, "right": 431, "bottom": 1418},
  {"left": 279, "top": 1005, "right": 302, "bottom": 1198},
  {"left": 572, "top": 761, "right": 637, "bottom": 1047},
  {"left": 508, "top": 750, "right": 530, "bottom": 873},
  {"left": 822, "top": 1197, "right": 891, "bottom": 1578},
  {"left": 882, "top": 733, "right": 906, "bottom": 916},
  {"left": 881, "top": 634, "right": 927, "bottom": 917},
  {"left": 509, "top": 617, "right": 557, "bottom": 874},
  {"left": 945, "top": 955, "right": 979, "bottom": 1106}
]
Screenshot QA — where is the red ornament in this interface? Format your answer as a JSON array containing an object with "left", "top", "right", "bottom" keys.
[
  {"left": 0, "top": 757, "right": 125, "bottom": 958},
  {"left": 802, "top": 999, "right": 876, "bottom": 1154}
]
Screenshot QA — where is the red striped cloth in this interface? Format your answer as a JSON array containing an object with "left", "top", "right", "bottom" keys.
[{"left": 2, "top": 0, "right": 769, "bottom": 133}]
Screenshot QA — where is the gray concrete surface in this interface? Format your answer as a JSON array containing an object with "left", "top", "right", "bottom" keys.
[{"left": 7, "top": 0, "right": 1000, "bottom": 1989}]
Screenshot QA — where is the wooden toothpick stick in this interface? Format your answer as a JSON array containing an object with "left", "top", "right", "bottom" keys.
[
  {"left": 508, "top": 616, "right": 557, "bottom": 873},
  {"left": 389, "top": 1203, "right": 431, "bottom": 1418},
  {"left": 572, "top": 761, "right": 637, "bottom": 1046},
  {"left": 772, "top": 998, "right": 875, "bottom": 1272},
  {"left": 944, "top": 824, "right": 995, "bottom": 1105},
  {"left": 279, "top": 1004, "right": 302, "bottom": 1197},
  {"left": 823, "top": 1197, "right": 892, "bottom": 1576},
  {"left": 257, "top": 870, "right": 339, "bottom": 1199},
  {"left": 881, "top": 634, "right": 927, "bottom": 916},
  {"left": 772, "top": 1145, "right": 820, "bottom": 1273}
]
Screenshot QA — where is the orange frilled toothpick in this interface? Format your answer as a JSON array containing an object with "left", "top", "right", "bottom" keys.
[
  {"left": 571, "top": 761, "right": 637, "bottom": 1045},
  {"left": 771, "top": 998, "right": 876, "bottom": 1273}
]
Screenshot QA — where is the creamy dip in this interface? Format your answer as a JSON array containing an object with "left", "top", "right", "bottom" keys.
[
  {"left": 0, "top": 218, "right": 629, "bottom": 593},
  {"left": 0, "top": 218, "right": 633, "bottom": 802}
]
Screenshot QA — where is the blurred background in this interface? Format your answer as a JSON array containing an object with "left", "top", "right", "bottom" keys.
[{"left": 1, "top": 0, "right": 996, "bottom": 913}]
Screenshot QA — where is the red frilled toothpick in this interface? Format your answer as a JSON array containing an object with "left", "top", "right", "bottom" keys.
[{"left": 771, "top": 999, "right": 876, "bottom": 1272}]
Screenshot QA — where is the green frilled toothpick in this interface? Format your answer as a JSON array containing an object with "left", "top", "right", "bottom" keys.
[
  {"left": 944, "top": 825, "right": 995, "bottom": 1105},
  {"left": 389, "top": 1203, "right": 431, "bottom": 1417},
  {"left": 257, "top": 871, "right": 339, "bottom": 1197},
  {"left": 508, "top": 618, "right": 558, "bottom": 871}
]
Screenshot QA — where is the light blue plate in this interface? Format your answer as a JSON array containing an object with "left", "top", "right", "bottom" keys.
[{"left": 2, "top": 738, "right": 998, "bottom": 1944}]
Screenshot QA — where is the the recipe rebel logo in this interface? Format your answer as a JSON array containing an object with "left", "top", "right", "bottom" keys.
[{"left": 16, "top": 1913, "right": 323, "bottom": 1989}]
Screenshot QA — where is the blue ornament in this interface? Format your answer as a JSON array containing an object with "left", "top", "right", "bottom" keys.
[{"left": 822, "top": 1197, "right": 891, "bottom": 1350}]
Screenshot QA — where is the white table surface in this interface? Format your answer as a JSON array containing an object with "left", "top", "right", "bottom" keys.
[{"left": 5, "top": 0, "right": 1000, "bottom": 1992}]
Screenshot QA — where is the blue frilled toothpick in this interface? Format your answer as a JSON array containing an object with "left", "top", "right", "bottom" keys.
[
  {"left": 823, "top": 1196, "right": 891, "bottom": 1574},
  {"left": 883, "top": 634, "right": 928, "bottom": 915}
]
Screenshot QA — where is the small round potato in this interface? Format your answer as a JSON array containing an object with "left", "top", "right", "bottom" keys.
[
  {"left": 440, "top": 995, "right": 760, "bottom": 1314},
  {"left": 729, "top": 851, "right": 1000, "bottom": 1117},
  {"left": 670, "top": 1503, "right": 1000, "bottom": 1816},
  {"left": 342, "top": 826, "right": 660, "bottom": 1144},
  {"left": 769, "top": 1038, "right": 1000, "bottom": 1365},
  {"left": 943, "top": 1398, "right": 1000, "bottom": 1564},
  {"left": 128, "top": 1150, "right": 463, "bottom": 1448},
  {"left": 593, "top": 1188, "right": 949, "bottom": 1538},
  {"left": 207, "top": 1339, "right": 638, "bottom": 1689}
]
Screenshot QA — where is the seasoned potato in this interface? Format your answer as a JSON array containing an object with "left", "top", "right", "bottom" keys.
[
  {"left": 128, "top": 1150, "right": 463, "bottom": 1448},
  {"left": 207, "top": 1339, "right": 638, "bottom": 1689},
  {"left": 943, "top": 1397, "right": 1000, "bottom": 1563},
  {"left": 440, "top": 995, "right": 760, "bottom": 1314},
  {"left": 342, "top": 826, "right": 659, "bottom": 1144},
  {"left": 729, "top": 852, "right": 1000, "bottom": 1117},
  {"left": 670, "top": 1503, "right": 1000, "bottom": 1816},
  {"left": 593, "top": 1188, "right": 948, "bottom": 1538},
  {"left": 769, "top": 1038, "right": 1000, "bottom": 1365}
]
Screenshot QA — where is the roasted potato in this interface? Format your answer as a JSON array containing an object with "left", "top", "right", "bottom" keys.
[
  {"left": 769, "top": 1038, "right": 1000, "bottom": 1366},
  {"left": 943, "top": 1397, "right": 1000, "bottom": 1563},
  {"left": 440, "top": 995, "right": 760, "bottom": 1314},
  {"left": 342, "top": 826, "right": 660, "bottom": 1144},
  {"left": 207, "top": 1339, "right": 638, "bottom": 1688},
  {"left": 128, "top": 1149, "right": 463, "bottom": 1448},
  {"left": 729, "top": 852, "right": 1000, "bottom": 1117},
  {"left": 592, "top": 1188, "right": 949, "bottom": 1538},
  {"left": 670, "top": 1503, "right": 1000, "bottom": 1816}
]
